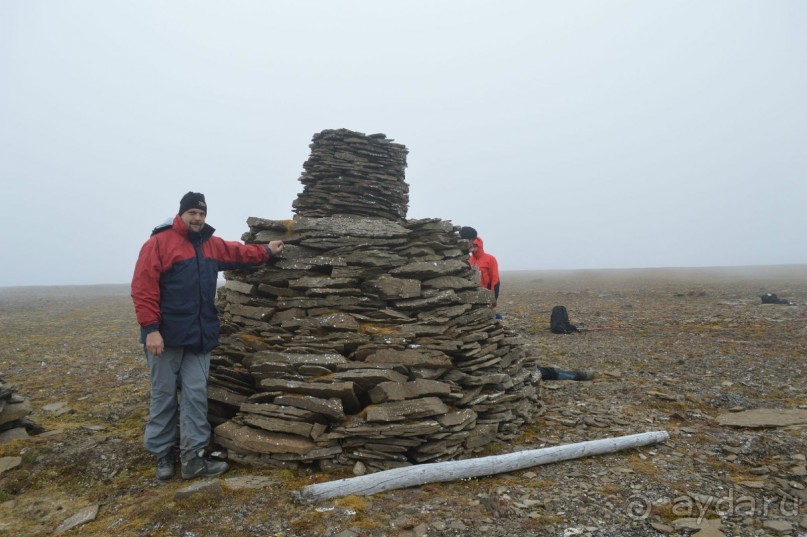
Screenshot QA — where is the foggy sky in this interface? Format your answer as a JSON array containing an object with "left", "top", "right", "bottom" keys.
[{"left": 1, "top": 1, "right": 805, "bottom": 287}]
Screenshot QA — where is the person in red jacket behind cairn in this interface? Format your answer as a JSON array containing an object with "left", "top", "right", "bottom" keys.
[
  {"left": 131, "top": 192, "right": 284, "bottom": 481},
  {"left": 470, "top": 236, "right": 501, "bottom": 307},
  {"left": 459, "top": 226, "right": 500, "bottom": 308},
  {"left": 458, "top": 226, "right": 594, "bottom": 382}
]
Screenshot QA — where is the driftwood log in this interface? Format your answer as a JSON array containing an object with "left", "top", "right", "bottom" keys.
[{"left": 294, "top": 430, "right": 669, "bottom": 503}]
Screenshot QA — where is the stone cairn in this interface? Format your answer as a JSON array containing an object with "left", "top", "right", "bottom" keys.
[
  {"left": 210, "top": 128, "right": 543, "bottom": 472},
  {"left": 0, "top": 374, "right": 38, "bottom": 445}
]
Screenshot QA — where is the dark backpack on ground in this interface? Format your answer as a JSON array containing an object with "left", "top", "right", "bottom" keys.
[
  {"left": 760, "top": 292, "right": 793, "bottom": 305},
  {"left": 550, "top": 305, "right": 579, "bottom": 334}
]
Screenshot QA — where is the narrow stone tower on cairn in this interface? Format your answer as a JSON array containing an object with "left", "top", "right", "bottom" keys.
[{"left": 210, "top": 128, "right": 543, "bottom": 472}]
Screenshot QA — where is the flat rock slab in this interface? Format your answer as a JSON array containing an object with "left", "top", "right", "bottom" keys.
[
  {"left": 0, "top": 456, "right": 22, "bottom": 474},
  {"left": 54, "top": 504, "right": 99, "bottom": 535},
  {"left": 717, "top": 408, "right": 807, "bottom": 428},
  {"left": 0, "top": 427, "right": 29, "bottom": 445},
  {"left": 0, "top": 399, "right": 32, "bottom": 426},
  {"left": 215, "top": 421, "right": 315, "bottom": 454},
  {"left": 672, "top": 518, "right": 724, "bottom": 531},
  {"left": 224, "top": 475, "right": 277, "bottom": 490},
  {"left": 175, "top": 480, "right": 223, "bottom": 500},
  {"left": 366, "top": 397, "right": 449, "bottom": 422},
  {"left": 272, "top": 394, "right": 345, "bottom": 421}
]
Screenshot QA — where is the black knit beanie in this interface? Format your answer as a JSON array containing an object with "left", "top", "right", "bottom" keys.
[
  {"left": 459, "top": 226, "right": 477, "bottom": 241},
  {"left": 179, "top": 192, "right": 207, "bottom": 215}
]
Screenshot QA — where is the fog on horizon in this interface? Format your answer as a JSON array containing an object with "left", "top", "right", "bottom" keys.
[{"left": 1, "top": 1, "right": 805, "bottom": 287}]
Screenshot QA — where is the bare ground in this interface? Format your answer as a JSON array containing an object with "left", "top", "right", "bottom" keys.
[{"left": 1, "top": 266, "right": 806, "bottom": 537}]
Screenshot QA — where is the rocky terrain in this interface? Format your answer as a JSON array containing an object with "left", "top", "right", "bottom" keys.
[{"left": 1, "top": 265, "right": 806, "bottom": 536}]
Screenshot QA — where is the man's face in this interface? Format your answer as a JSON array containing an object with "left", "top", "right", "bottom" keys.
[{"left": 181, "top": 209, "right": 206, "bottom": 233}]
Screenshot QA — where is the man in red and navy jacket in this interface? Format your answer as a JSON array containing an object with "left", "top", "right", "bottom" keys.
[{"left": 131, "top": 191, "right": 284, "bottom": 481}]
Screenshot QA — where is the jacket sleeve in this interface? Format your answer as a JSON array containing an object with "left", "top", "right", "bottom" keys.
[
  {"left": 206, "top": 237, "right": 271, "bottom": 270},
  {"left": 131, "top": 238, "right": 163, "bottom": 330},
  {"left": 489, "top": 255, "right": 500, "bottom": 296}
]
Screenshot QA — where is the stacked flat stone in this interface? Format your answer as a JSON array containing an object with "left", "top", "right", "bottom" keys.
[
  {"left": 0, "top": 374, "right": 35, "bottom": 444},
  {"left": 292, "top": 128, "right": 409, "bottom": 221},
  {"left": 209, "top": 129, "right": 543, "bottom": 471}
]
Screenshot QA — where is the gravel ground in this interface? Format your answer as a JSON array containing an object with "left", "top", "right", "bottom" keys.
[{"left": 1, "top": 266, "right": 806, "bottom": 537}]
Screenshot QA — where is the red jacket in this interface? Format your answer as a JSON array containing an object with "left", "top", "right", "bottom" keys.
[
  {"left": 131, "top": 214, "right": 270, "bottom": 353},
  {"left": 470, "top": 236, "right": 500, "bottom": 298}
]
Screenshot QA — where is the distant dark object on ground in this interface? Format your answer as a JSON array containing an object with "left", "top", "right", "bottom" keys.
[
  {"left": 550, "top": 305, "right": 579, "bottom": 334},
  {"left": 760, "top": 292, "right": 794, "bottom": 305}
]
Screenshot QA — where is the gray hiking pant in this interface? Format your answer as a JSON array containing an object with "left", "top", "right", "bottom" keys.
[{"left": 144, "top": 346, "right": 211, "bottom": 462}]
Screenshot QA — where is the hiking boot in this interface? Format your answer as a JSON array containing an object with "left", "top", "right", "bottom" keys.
[
  {"left": 573, "top": 370, "right": 596, "bottom": 381},
  {"left": 156, "top": 453, "right": 175, "bottom": 481},
  {"left": 181, "top": 451, "right": 229, "bottom": 480}
]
